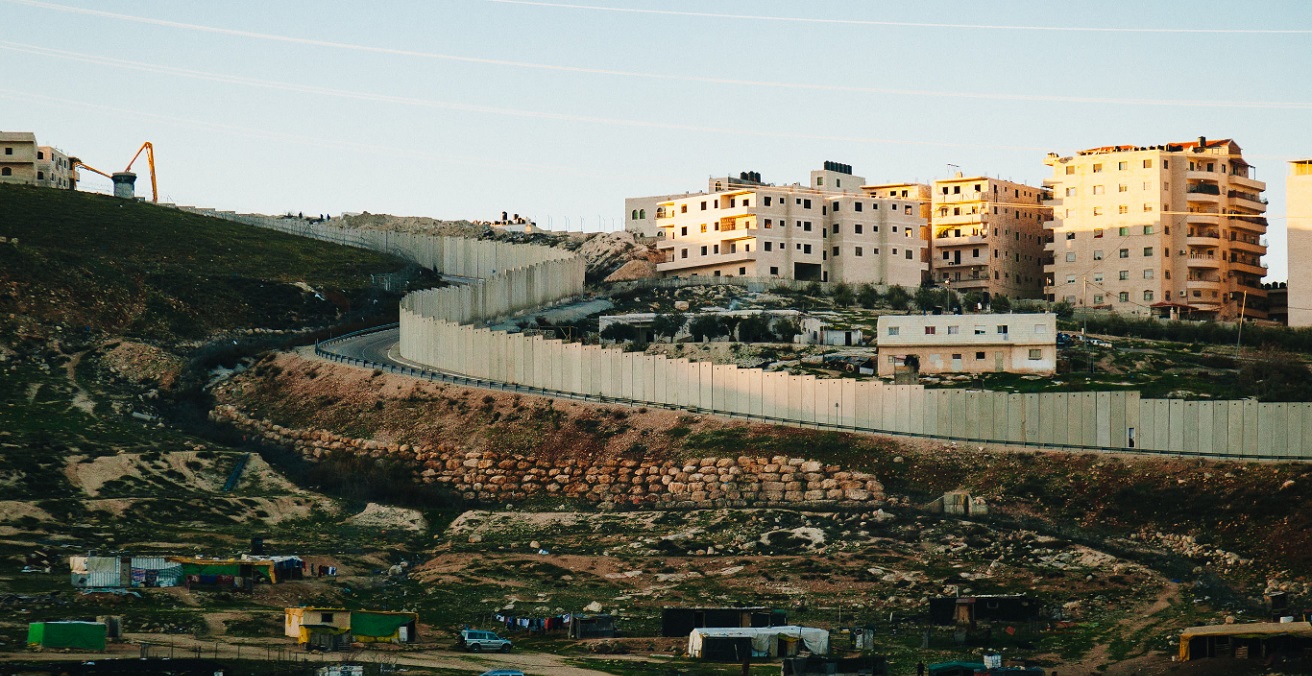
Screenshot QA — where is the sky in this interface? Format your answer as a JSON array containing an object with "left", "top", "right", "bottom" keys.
[{"left": 2, "top": 0, "right": 1310, "bottom": 280}]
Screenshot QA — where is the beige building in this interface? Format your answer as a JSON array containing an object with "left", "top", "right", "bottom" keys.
[
  {"left": 875, "top": 313, "right": 1057, "bottom": 376},
  {"left": 652, "top": 164, "right": 928, "bottom": 286},
  {"left": 0, "top": 131, "right": 38, "bottom": 184},
  {"left": 931, "top": 175, "right": 1050, "bottom": 300},
  {"left": 1044, "top": 138, "right": 1267, "bottom": 319},
  {"left": 1288, "top": 160, "right": 1312, "bottom": 327},
  {"left": 0, "top": 131, "right": 75, "bottom": 189}
]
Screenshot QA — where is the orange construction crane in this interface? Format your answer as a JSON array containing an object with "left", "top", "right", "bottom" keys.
[
  {"left": 125, "top": 142, "right": 157, "bottom": 203},
  {"left": 70, "top": 142, "right": 159, "bottom": 202}
]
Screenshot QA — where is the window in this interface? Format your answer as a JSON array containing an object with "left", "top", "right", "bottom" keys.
[
  {"left": 1143, "top": 247, "right": 1154, "bottom": 256},
  {"left": 700, "top": 224, "right": 707, "bottom": 233},
  {"left": 1119, "top": 270, "right": 1129, "bottom": 280},
  {"left": 681, "top": 249, "right": 688, "bottom": 259},
  {"left": 925, "top": 326, "right": 937, "bottom": 335},
  {"left": 1093, "top": 207, "right": 1103, "bottom": 216},
  {"left": 832, "top": 246, "right": 839, "bottom": 256},
  {"left": 1092, "top": 163, "right": 1103, "bottom": 173},
  {"left": 1065, "top": 166, "right": 1075, "bottom": 175},
  {"left": 1093, "top": 272, "right": 1104, "bottom": 282},
  {"left": 679, "top": 226, "right": 687, "bottom": 237},
  {"left": 803, "top": 244, "right": 811, "bottom": 254},
  {"left": 764, "top": 218, "right": 772, "bottom": 228},
  {"left": 1066, "top": 187, "right": 1077, "bottom": 197},
  {"left": 1143, "top": 159, "right": 1153, "bottom": 169},
  {"left": 1093, "top": 294, "right": 1104, "bottom": 304},
  {"left": 804, "top": 199, "right": 812, "bottom": 209},
  {"left": 1143, "top": 225, "right": 1154, "bottom": 235},
  {"left": 713, "top": 244, "right": 720, "bottom": 254},
  {"left": 770, "top": 266, "right": 779, "bottom": 275},
  {"left": 0, "top": 167, "right": 8, "bottom": 176},
  {"left": 906, "top": 249, "right": 913, "bottom": 260},
  {"left": 1093, "top": 185, "right": 1104, "bottom": 195},
  {"left": 1119, "top": 292, "right": 1130, "bottom": 302},
  {"left": 997, "top": 325, "right": 1009, "bottom": 334},
  {"left": 1118, "top": 184, "right": 1128, "bottom": 193},
  {"left": 1144, "top": 269, "right": 1154, "bottom": 279},
  {"left": 1118, "top": 205, "right": 1128, "bottom": 214},
  {"left": 974, "top": 326, "right": 986, "bottom": 335},
  {"left": 700, "top": 201, "right": 707, "bottom": 210},
  {"left": 803, "top": 221, "right": 812, "bottom": 232},
  {"left": 1065, "top": 252, "right": 1076, "bottom": 262},
  {"left": 739, "top": 267, "right": 747, "bottom": 275},
  {"left": 764, "top": 241, "right": 772, "bottom": 251},
  {"left": 700, "top": 246, "right": 708, "bottom": 255},
  {"left": 1066, "top": 274, "right": 1076, "bottom": 284},
  {"left": 3, "top": 147, "right": 10, "bottom": 155},
  {"left": 816, "top": 176, "right": 824, "bottom": 186},
  {"left": 854, "top": 224, "right": 863, "bottom": 234},
  {"left": 321, "top": 613, "right": 335, "bottom": 623},
  {"left": 887, "top": 326, "right": 900, "bottom": 336},
  {"left": 953, "top": 185, "right": 961, "bottom": 194},
  {"left": 855, "top": 202, "right": 863, "bottom": 212},
  {"left": 855, "top": 246, "right": 863, "bottom": 256},
  {"left": 831, "top": 201, "right": 839, "bottom": 212},
  {"left": 975, "top": 351, "right": 986, "bottom": 359},
  {"left": 764, "top": 196, "right": 772, "bottom": 206},
  {"left": 947, "top": 326, "right": 960, "bottom": 335},
  {"left": 1065, "top": 232, "right": 1075, "bottom": 240},
  {"left": 1119, "top": 226, "right": 1129, "bottom": 236},
  {"left": 952, "top": 353, "right": 962, "bottom": 361},
  {"left": 36, "top": 171, "right": 43, "bottom": 180},
  {"left": 1093, "top": 228, "right": 1104, "bottom": 238},
  {"left": 1093, "top": 250, "right": 1104, "bottom": 260},
  {"left": 1118, "top": 161, "right": 1127, "bottom": 170}
]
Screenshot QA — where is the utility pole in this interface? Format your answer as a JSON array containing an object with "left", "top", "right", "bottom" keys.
[{"left": 1236, "top": 290, "right": 1248, "bottom": 355}]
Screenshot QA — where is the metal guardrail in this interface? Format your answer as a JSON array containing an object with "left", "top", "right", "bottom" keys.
[{"left": 311, "top": 325, "right": 1302, "bottom": 462}]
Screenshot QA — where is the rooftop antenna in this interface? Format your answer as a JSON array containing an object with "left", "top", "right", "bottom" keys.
[{"left": 946, "top": 163, "right": 959, "bottom": 177}]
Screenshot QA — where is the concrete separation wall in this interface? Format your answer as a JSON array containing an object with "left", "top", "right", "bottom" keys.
[{"left": 184, "top": 205, "right": 1312, "bottom": 460}]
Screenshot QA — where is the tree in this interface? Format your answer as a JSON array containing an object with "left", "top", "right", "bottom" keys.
[
  {"left": 884, "top": 285, "right": 911, "bottom": 311},
  {"left": 651, "top": 313, "right": 686, "bottom": 342},
  {"left": 1052, "top": 301, "right": 1075, "bottom": 320},
  {"left": 773, "top": 318, "right": 801, "bottom": 343},
  {"left": 737, "top": 313, "right": 774, "bottom": 342},
  {"left": 962, "top": 291, "right": 984, "bottom": 311},
  {"left": 856, "top": 284, "right": 880, "bottom": 309},
  {"left": 830, "top": 282, "right": 855, "bottom": 308},
  {"left": 1238, "top": 348, "right": 1312, "bottom": 401},
  {"left": 718, "top": 315, "right": 743, "bottom": 339},
  {"left": 600, "top": 322, "right": 637, "bottom": 343},
  {"left": 992, "top": 294, "right": 1012, "bottom": 312},
  {"left": 688, "top": 315, "right": 725, "bottom": 342},
  {"left": 914, "top": 286, "right": 940, "bottom": 312}
]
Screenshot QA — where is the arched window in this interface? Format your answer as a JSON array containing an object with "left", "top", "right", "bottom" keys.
[
  {"left": 1, "top": 167, "right": 10, "bottom": 176},
  {"left": 631, "top": 209, "right": 638, "bottom": 220},
  {"left": 639, "top": 209, "right": 646, "bottom": 219}
]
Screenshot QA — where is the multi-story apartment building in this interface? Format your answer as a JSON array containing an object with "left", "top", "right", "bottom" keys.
[
  {"left": 0, "top": 132, "right": 76, "bottom": 189},
  {"left": 36, "top": 145, "right": 75, "bottom": 189},
  {"left": 0, "top": 131, "right": 39, "bottom": 184},
  {"left": 1288, "top": 159, "right": 1312, "bottom": 327},
  {"left": 1043, "top": 138, "right": 1268, "bottom": 319},
  {"left": 653, "top": 164, "right": 927, "bottom": 286},
  {"left": 930, "top": 175, "right": 1050, "bottom": 300}
]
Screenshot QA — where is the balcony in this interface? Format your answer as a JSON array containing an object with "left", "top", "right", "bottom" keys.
[
  {"left": 1228, "top": 173, "right": 1265, "bottom": 191},
  {"left": 1229, "top": 214, "right": 1268, "bottom": 232},
  {"left": 656, "top": 249, "right": 757, "bottom": 273},
  {"left": 1187, "top": 279, "right": 1223, "bottom": 291},
  {"left": 1187, "top": 232, "right": 1220, "bottom": 247},
  {"left": 934, "top": 233, "right": 988, "bottom": 247},
  {"left": 1230, "top": 260, "right": 1267, "bottom": 276},
  {"left": 1187, "top": 254, "right": 1221, "bottom": 268},
  {"left": 1228, "top": 237, "right": 1267, "bottom": 255},
  {"left": 933, "top": 212, "right": 987, "bottom": 226},
  {"left": 1186, "top": 213, "right": 1220, "bottom": 226},
  {"left": 1227, "top": 190, "right": 1267, "bottom": 211}
]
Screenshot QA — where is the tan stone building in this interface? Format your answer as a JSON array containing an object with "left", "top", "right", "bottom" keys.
[
  {"left": 1288, "top": 159, "right": 1312, "bottom": 327},
  {"left": 653, "top": 164, "right": 928, "bottom": 286},
  {"left": 931, "top": 175, "right": 1050, "bottom": 300},
  {"left": 875, "top": 312, "right": 1057, "bottom": 376},
  {"left": 1044, "top": 138, "right": 1267, "bottom": 319},
  {"left": 0, "top": 131, "right": 76, "bottom": 189}
]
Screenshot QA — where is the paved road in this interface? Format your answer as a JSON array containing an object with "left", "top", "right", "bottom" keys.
[{"left": 329, "top": 326, "right": 404, "bottom": 366}]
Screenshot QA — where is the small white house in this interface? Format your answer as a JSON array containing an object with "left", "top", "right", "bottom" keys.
[{"left": 876, "top": 313, "right": 1057, "bottom": 376}]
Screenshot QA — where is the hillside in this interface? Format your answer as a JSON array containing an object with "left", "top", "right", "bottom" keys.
[{"left": 0, "top": 184, "right": 409, "bottom": 343}]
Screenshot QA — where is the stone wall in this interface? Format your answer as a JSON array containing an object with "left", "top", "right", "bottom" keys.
[{"left": 210, "top": 404, "right": 883, "bottom": 509}]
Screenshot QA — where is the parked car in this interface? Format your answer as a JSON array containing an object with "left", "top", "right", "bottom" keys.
[{"left": 460, "top": 628, "right": 513, "bottom": 653}]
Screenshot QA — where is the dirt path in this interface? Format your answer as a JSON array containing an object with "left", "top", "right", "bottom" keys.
[
  {"left": 0, "top": 632, "right": 622, "bottom": 675},
  {"left": 1067, "top": 580, "right": 1182, "bottom": 672}
]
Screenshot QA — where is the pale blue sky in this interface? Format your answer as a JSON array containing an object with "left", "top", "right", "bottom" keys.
[{"left": 3, "top": 0, "right": 1310, "bottom": 279}]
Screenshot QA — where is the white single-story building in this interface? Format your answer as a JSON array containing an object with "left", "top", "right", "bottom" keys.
[{"left": 876, "top": 312, "right": 1057, "bottom": 377}]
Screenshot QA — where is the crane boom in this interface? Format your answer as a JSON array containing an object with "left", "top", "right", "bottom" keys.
[
  {"left": 72, "top": 160, "right": 113, "bottom": 180},
  {"left": 124, "top": 142, "right": 158, "bottom": 203}
]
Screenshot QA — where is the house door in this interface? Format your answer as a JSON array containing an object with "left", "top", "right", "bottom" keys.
[
  {"left": 845, "top": 331, "right": 853, "bottom": 346},
  {"left": 994, "top": 352, "right": 1004, "bottom": 372}
]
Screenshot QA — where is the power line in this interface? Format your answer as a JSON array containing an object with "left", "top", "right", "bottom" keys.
[
  {"left": 5, "top": 2, "right": 1312, "bottom": 110},
  {"left": 481, "top": 0, "right": 1312, "bottom": 35},
  {"left": 0, "top": 43, "right": 1055, "bottom": 153}
]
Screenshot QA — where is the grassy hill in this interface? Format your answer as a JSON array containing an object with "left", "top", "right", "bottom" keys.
[{"left": 0, "top": 183, "right": 405, "bottom": 342}]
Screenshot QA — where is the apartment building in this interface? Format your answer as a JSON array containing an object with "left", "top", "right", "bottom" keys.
[
  {"left": 876, "top": 313, "right": 1057, "bottom": 376},
  {"left": 929, "top": 176, "right": 1049, "bottom": 300},
  {"left": 0, "top": 131, "right": 76, "bottom": 189},
  {"left": 652, "top": 164, "right": 928, "bottom": 286},
  {"left": 1288, "top": 159, "right": 1312, "bottom": 327},
  {"left": 1044, "top": 138, "right": 1268, "bottom": 319},
  {"left": 0, "top": 131, "right": 38, "bottom": 184}
]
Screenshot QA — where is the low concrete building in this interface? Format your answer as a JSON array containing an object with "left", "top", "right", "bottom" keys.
[{"left": 876, "top": 313, "right": 1057, "bottom": 377}]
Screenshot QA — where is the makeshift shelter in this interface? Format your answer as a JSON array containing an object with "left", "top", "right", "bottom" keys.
[
  {"left": 129, "top": 556, "right": 183, "bottom": 588},
  {"left": 783, "top": 655, "right": 888, "bottom": 675},
  {"left": 687, "top": 626, "right": 828, "bottom": 662},
  {"left": 662, "top": 606, "right": 787, "bottom": 637},
  {"left": 286, "top": 607, "right": 353, "bottom": 651},
  {"left": 569, "top": 613, "right": 617, "bottom": 639},
  {"left": 928, "top": 596, "right": 1042, "bottom": 626},
  {"left": 350, "top": 610, "right": 418, "bottom": 644},
  {"left": 69, "top": 556, "right": 127, "bottom": 589},
  {"left": 1179, "top": 621, "right": 1312, "bottom": 661},
  {"left": 27, "top": 621, "right": 107, "bottom": 651}
]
